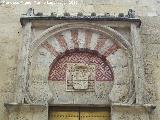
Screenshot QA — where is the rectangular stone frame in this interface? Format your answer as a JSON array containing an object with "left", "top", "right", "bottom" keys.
[
  {"left": 18, "top": 16, "right": 144, "bottom": 104},
  {"left": 4, "top": 15, "right": 155, "bottom": 120}
]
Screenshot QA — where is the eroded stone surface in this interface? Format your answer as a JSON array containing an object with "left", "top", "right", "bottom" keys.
[
  {"left": 1, "top": 2, "right": 160, "bottom": 119},
  {"left": 27, "top": 28, "right": 132, "bottom": 106},
  {"left": 112, "top": 106, "right": 149, "bottom": 120}
]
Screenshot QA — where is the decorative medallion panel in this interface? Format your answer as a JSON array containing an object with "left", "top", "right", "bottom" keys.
[{"left": 66, "top": 63, "right": 95, "bottom": 91}]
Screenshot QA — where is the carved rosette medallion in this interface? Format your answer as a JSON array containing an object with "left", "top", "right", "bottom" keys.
[{"left": 66, "top": 63, "right": 95, "bottom": 91}]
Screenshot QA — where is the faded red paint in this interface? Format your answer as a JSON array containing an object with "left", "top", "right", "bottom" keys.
[
  {"left": 41, "top": 41, "right": 59, "bottom": 56},
  {"left": 96, "top": 34, "right": 108, "bottom": 51},
  {"left": 71, "top": 30, "right": 79, "bottom": 48},
  {"left": 48, "top": 50, "right": 114, "bottom": 81},
  {"left": 104, "top": 43, "right": 120, "bottom": 57},
  {"left": 55, "top": 34, "right": 68, "bottom": 50},
  {"left": 84, "top": 30, "right": 92, "bottom": 49}
]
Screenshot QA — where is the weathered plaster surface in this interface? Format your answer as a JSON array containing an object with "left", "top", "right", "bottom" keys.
[
  {"left": 7, "top": 105, "right": 48, "bottom": 120},
  {"left": 27, "top": 26, "right": 131, "bottom": 105},
  {"left": 140, "top": 17, "right": 160, "bottom": 120},
  {"left": 112, "top": 105, "right": 150, "bottom": 120},
  {"left": 0, "top": 1, "right": 160, "bottom": 120}
]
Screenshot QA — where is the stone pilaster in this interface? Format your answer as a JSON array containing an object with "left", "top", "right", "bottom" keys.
[
  {"left": 15, "top": 22, "right": 32, "bottom": 103},
  {"left": 131, "top": 23, "right": 145, "bottom": 104}
]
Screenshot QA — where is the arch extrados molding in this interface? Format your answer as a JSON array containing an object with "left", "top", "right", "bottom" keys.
[{"left": 29, "top": 22, "right": 132, "bottom": 57}]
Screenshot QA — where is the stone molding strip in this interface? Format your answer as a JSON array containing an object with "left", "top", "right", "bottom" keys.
[
  {"left": 111, "top": 103, "right": 156, "bottom": 112},
  {"left": 20, "top": 16, "right": 141, "bottom": 27}
]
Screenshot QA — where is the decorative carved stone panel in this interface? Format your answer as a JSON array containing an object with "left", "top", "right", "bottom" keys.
[
  {"left": 66, "top": 63, "right": 95, "bottom": 91},
  {"left": 5, "top": 12, "right": 151, "bottom": 120},
  {"left": 28, "top": 26, "right": 132, "bottom": 105}
]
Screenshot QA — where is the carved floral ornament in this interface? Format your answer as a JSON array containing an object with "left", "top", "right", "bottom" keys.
[{"left": 24, "top": 22, "right": 135, "bottom": 105}]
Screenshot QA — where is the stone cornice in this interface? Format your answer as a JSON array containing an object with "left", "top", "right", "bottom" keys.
[{"left": 20, "top": 16, "right": 141, "bottom": 27}]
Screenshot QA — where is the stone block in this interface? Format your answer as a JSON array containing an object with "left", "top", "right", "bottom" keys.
[{"left": 112, "top": 105, "right": 149, "bottom": 120}]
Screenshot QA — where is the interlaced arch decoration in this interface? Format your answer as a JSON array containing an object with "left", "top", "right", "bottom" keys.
[{"left": 26, "top": 22, "right": 134, "bottom": 104}]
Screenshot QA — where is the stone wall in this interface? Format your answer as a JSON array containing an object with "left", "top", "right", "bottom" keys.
[
  {"left": 0, "top": 0, "right": 160, "bottom": 120},
  {"left": 140, "top": 17, "right": 160, "bottom": 120},
  {"left": 0, "top": 0, "right": 160, "bottom": 17},
  {"left": 112, "top": 105, "right": 150, "bottom": 120},
  {"left": 7, "top": 105, "right": 48, "bottom": 120}
]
